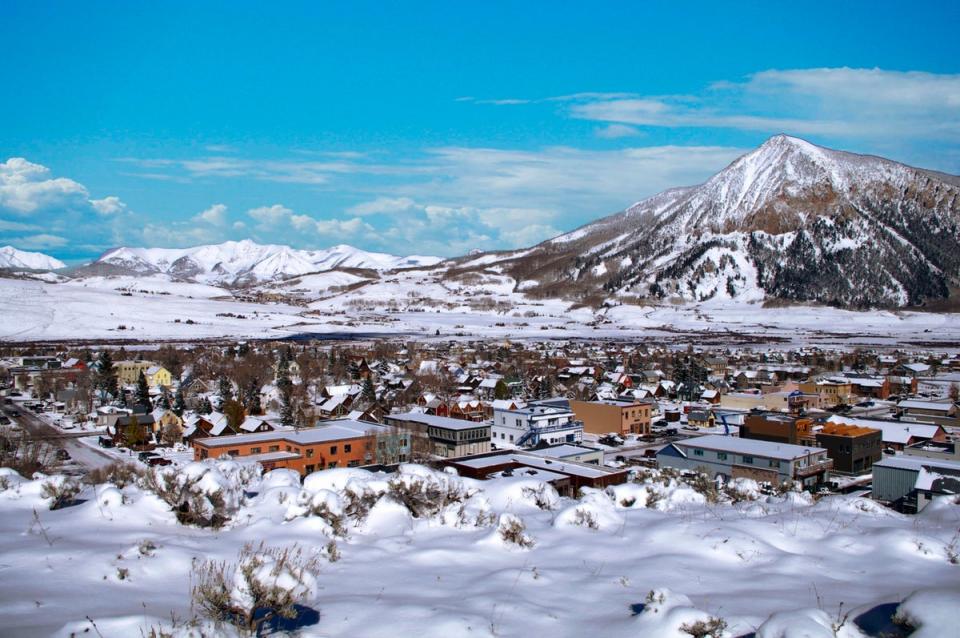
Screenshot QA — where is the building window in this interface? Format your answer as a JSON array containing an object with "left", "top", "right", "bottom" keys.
[
  {"left": 306, "top": 464, "right": 315, "bottom": 474},
  {"left": 250, "top": 447, "right": 261, "bottom": 454},
  {"left": 742, "top": 456, "right": 753, "bottom": 464},
  {"left": 330, "top": 445, "right": 338, "bottom": 455},
  {"left": 227, "top": 449, "right": 239, "bottom": 457},
  {"left": 200, "top": 449, "right": 208, "bottom": 459},
  {"left": 268, "top": 445, "right": 279, "bottom": 452},
  {"left": 345, "top": 444, "right": 352, "bottom": 453},
  {"left": 693, "top": 449, "right": 704, "bottom": 457},
  {"left": 769, "top": 459, "right": 778, "bottom": 468},
  {"left": 328, "top": 462, "right": 337, "bottom": 469},
  {"left": 347, "top": 460, "right": 359, "bottom": 467},
  {"left": 306, "top": 448, "right": 314, "bottom": 458},
  {"left": 717, "top": 452, "right": 727, "bottom": 461}
]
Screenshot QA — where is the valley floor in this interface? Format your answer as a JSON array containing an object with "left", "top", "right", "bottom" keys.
[{"left": 2, "top": 276, "right": 960, "bottom": 350}]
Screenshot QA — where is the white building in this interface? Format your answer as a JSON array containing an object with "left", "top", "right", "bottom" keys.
[{"left": 492, "top": 403, "right": 583, "bottom": 448}]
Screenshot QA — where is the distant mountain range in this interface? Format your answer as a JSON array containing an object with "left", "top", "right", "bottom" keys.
[
  {"left": 6, "top": 135, "right": 960, "bottom": 309},
  {"left": 0, "top": 245, "right": 66, "bottom": 271},
  {"left": 67, "top": 240, "right": 442, "bottom": 285}
]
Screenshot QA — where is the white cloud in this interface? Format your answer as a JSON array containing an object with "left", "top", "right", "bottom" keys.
[
  {"left": 14, "top": 233, "right": 69, "bottom": 249},
  {"left": 0, "top": 157, "right": 90, "bottom": 214},
  {"left": 567, "top": 67, "right": 960, "bottom": 140},
  {"left": 595, "top": 124, "right": 642, "bottom": 139},
  {"left": 90, "top": 196, "right": 127, "bottom": 215},
  {"left": 347, "top": 196, "right": 417, "bottom": 216},
  {"left": 194, "top": 203, "right": 228, "bottom": 225},
  {"left": 248, "top": 204, "right": 295, "bottom": 226},
  {"left": 499, "top": 224, "right": 562, "bottom": 248},
  {"left": 0, "top": 219, "right": 41, "bottom": 232}
]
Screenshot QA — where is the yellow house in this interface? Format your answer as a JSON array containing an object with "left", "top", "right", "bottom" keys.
[
  {"left": 115, "top": 360, "right": 172, "bottom": 387},
  {"left": 799, "top": 379, "right": 852, "bottom": 407}
]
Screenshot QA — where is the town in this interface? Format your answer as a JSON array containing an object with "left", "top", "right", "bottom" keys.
[{"left": 4, "top": 339, "right": 958, "bottom": 511}]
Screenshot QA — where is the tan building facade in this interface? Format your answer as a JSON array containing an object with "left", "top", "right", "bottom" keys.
[{"left": 570, "top": 399, "right": 652, "bottom": 436}]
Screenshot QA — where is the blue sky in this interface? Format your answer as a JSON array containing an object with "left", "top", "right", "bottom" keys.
[{"left": 2, "top": 1, "right": 959, "bottom": 262}]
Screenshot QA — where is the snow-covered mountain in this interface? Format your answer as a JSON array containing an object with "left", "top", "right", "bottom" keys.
[
  {"left": 495, "top": 135, "right": 960, "bottom": 308},
  {"left": 73, "top": 240, "right": 441, "bottom": 284},
  {"left": 0, "top": 246, "right": 66, "bottom": 271}
]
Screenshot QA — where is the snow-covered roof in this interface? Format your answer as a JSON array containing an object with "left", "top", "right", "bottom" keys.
[
  {"left": 673, "top": 434, "right": 826, "bottom": 461},
  {"left": 194, "top": 419, "right": 388, "bottom": 447},
  {"left": 388, "top": 412, "right": 488, "bottom": 430}
]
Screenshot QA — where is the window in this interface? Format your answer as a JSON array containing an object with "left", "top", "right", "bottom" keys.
[
  {"left": 693, "top": 449, "right": 704, "bottom": 457},
  {"left": 286, "top": 445, "right": 291, "bottom": 452},
  {"left": 327, "top": 462, "right": 337, "bottom": 469},
  {"left": 347, "top": 460, "right": 359, "bottom": 467},
  {"left": 305, "top": 464, "right": 315, "bottom": 474},
  {"left": 306, "top": 448, "right": 314, "bottom": 458},
  {"left": 227, "top": 449, "right": 239, "bottom": 457},
  {"left": 250, "top": 447, "right": 261, "bottom": 454},
  {"left": 268, "top": 445, "right": 279, "bottom": 452},
  {"left": 742, "top": 456, "right": 753, "bottom": 464},
  {"left": 200, "top": 450, "right": 208, "bottom": 459},
  {"left": 330, "top": 445, "right": 338, "bottom": 455},
  {"left": 344, "top": 444, "right": 352, "bottom": 453},
  {"left": 769, "top": 459, "right": 778, "bottom": 468},
  {"left": 509, "top": 435, "right": 514, "bottom": 442}
]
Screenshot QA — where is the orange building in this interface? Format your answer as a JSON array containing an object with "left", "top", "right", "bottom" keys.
[
  {"left": 570, "top": 399, "right": 652, "bottom": 436},
  {"left": 191, "top": 419, "right": 407, "bottom": 475}
]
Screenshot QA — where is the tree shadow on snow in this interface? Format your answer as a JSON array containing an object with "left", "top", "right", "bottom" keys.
[{"left": 256, "top": 604, "right": 320, "bottom": 635}]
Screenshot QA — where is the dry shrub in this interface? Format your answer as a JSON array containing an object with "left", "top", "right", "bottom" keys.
[
  {"left": 85, "top": 462, "right": 143, "bottom": 488},
  {"left": 387, "top": 475, "right": 468, "bottom": 519},
  {"left": 41, "top": 477, "right": 80, "bottom": 510},
  {"left": 192, "top": 542, "right": 320, "bottom": 634},
  {"left": 499, "top": 516, "right": 534, "bottom": 549},
  {"left": 680, "top": 616, "right": 728, "bottom": 638}
]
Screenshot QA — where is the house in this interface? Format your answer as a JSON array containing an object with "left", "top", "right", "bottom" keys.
[
  {"left": 184, "top": 412, "right": 237, "bottom": 439},
  {"left": 700, "top": 389, "right": 721, "bottom": 404},
  {"left": 384, "top": 412, "right": 491, "bottom": 458},
  {"left": 152, "top": 409, "right": 185, "bottom": 442},
  {"left": 828, "top": 415, "right": 947, "bottom": 452},
  {"left": 815, "top": 422, "right": 882, "bottom": 475},
  {"left": 449, "top": 398, "right": 486, "bottom": 422},
  {"left": 526, "top": 443, "right": 605, "bottom": 465},
  {"left": 570, "top": 398, "right": 652, "bottom": 437},
  {"left": 444, "top": 449, "right": 630, "bottom": 497},
  {"left": 191, "top": 419, "right": 404, "bottom": 475},
  {"left": 114, "top": 360, "right": 171, "bottom": 387},
  {"left": 687, "top": 409, "right": 715, "bottom": 429},
  {"left": 111, "top": 413, "right": 158, "bottom": 447},
  {"left": 657, "top": 435, "right": 832, "bottom": 487},
  {"left": 491, "top": 403, "right": 583, "bottom": 448},
  {"left": 872, "top": 454, "right": 960, "bottom": 512},
  {"left": 739, "top": 412, "right": 814, "bottom": 445},
  {"left": 799, "top": 379, "right": 853, "bottom": 407}
]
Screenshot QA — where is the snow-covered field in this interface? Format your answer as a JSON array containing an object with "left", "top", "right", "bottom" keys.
[
  {"left": 2, "top": 273, "right": 960, "bottom": 348},
  {"left": 0, "top": 462, "right": 957, "bottom": 637}
]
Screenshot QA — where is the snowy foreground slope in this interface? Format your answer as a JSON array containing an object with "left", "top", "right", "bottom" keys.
[{"left": 0, "top": 462, "right": 957, "bottom": 637}]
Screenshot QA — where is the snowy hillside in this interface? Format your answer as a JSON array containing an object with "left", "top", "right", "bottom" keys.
[
  {"left": 0, "top": 461, "right": 957, "bottom": 637},
  {"left": 0, "top": 245, "right": 65, "bottom": 270},
  {"left": 73, "top": 240, "right": 441, "bottom": 285},
  {"left": 502, "top": 135, "right": 960, "bottom": 309}
]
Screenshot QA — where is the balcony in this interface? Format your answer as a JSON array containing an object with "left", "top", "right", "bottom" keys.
[{"left": 794, "top": 458, "right": 834, "bottom": 478}]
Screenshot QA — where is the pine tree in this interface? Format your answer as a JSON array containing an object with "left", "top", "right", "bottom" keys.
[
  {"left": 158, "top": 388, "right": 171, "bottom": 410},
  {"left": 494, "top": 378, "right": 510, "bottom": 400},
  {"left": 280, "top": 388, "right": 295, "bottom": 427},
  {"left": 362, "top": 376, "right": 376, "bottom": 403},
  {"left": 173, "top": 386, "right": 186, "bottom": 416},
  {"left": 96, "top": 350, "right": 118, "bottom": 400},
  {"left": 223, "top": 399, "right": 246, "bottom": 431},
  {"left": 136, "top": 371, "right": 152, "bottom": 409},
  {"left": 217, "top": 375, "right": 233, "bottom": 410},
  {"left": 197, "top": 396, "right": 213, "bottom": 415},
  {"left": 244, "top": 378, "right": 262, "bottom": 415}
]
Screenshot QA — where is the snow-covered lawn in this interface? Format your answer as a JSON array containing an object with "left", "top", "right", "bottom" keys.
[{"left": 0, "top": 462, "right": 957, "bottom": 637}]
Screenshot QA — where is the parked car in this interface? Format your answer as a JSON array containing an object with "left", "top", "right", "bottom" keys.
[
  {"left": 138, "top": 451, "right": 159, "bottom": 462},
  {"left": 98, "top": 436, "right": 114, "bottom": 448},
  {"left": 643, "top": 449, "right": 658, "bottom": 459},
  {"left": 8, "top": 410, "right": 20, "bottom": 417},
  {"left": 147, "top": 456, "right": 172, "bottom": 467},
  {"left": 856, "top": 401, "right": 875, "bottom": 407}
]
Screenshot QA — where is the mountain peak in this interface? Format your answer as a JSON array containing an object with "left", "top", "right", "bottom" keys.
[{"left": 0, "top": 246, "right": 66, "bottom": 270}]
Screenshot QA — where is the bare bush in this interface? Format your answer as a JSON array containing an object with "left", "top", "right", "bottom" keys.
[
  {"left": 41, "top": 477, "right": 80, "bottom": 510},
  {"left": 498, "top": 515, "right": 534, "bottom": 549},
  {"left": 679, "top": 616, "right": 728, "bottom": 638},
  {"left": 572, "top": 508, "right": 599, "bottom": 530},
  {"left": 192, "top": 543, "right": 320, "bottom": 634},
  {"left": 84, "top": 462, "right": 143, "bottom": 488},
  {"left": 387, "top": 475, "right": 468, "bottom": 519},
  {"left": 0, "top": 429, "right": 58, "bottom": 476}
]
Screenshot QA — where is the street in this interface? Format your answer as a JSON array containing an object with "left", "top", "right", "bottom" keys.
[{"left": 2, "top": 402, "right": 115, "bottom": 473}]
